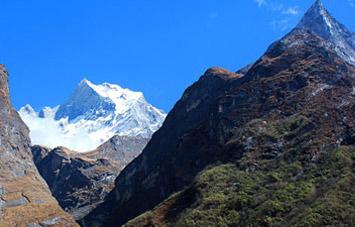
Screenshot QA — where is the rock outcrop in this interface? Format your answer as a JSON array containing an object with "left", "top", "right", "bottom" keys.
[
  {"left": 31, "top": 135, "right": 148, "bottom": 221},
  {"left": 82, "top": 1, "right": 355, "bottom": 226},
  {"left": 0, "top": 65, "right": 78, "bottom": 227}
]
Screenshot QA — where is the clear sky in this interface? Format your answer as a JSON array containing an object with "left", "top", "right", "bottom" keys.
[{"left": 0, "top": 0, "right": 354, "bottom": 112}]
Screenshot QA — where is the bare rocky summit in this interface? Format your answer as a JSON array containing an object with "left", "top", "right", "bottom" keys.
[
  {"left": 296, "top": 0, "right": 355, "bottom": 65},
  {"left": 0, "top": 65, "right": 78, "bottom": 227}
]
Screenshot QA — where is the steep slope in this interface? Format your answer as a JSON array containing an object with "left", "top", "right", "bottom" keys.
[
  {"left": 32, "top": 134, "right": 148, "bottom": 221},
  {"left": 82, "top": 1, "right": 355, "bottom": 226},
  {"left": 0, "top": 65, "right": 78, "bottom": 227},
  {"left": 19, "top": 79, "right": 166, "bottom": 152},
  {"left": 296, "top": 0, "right": 355, "bottom": 65},
  {"left": 81, "top": 68, "right": 242, "bottom": 226},
  {"left": 32, "top": 146, "right": 120, "bottom": 221},
  {"left": 125, "top": 147, "right": 354, "bottom": 227}
]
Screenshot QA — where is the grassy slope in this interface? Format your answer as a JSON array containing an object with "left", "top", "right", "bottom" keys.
[
  {"left": 126, "top": 146, "right": 354, "bottom": 227},
  {"left": 125, "top": 115, "right": 355, "bottom": 227}
]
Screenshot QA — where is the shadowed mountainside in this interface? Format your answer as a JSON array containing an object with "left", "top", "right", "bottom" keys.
[
  {"left": 31, "top": 135, "right": 149, "bottom": 221},
  {"left": 82, "top": 1, "right": 355, "bottom": 226}
]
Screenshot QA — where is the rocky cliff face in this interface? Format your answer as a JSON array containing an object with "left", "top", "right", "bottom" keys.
[
  {"left": 0, "top": 65, "right": 78, "bottom": 227},
  {"left": 87, "top": 135, "right": 149, "bottom": 164},
  {"left": 32, "top": 146, "right": 120, "bottom": 221},
  {"left": 31, "top": 135, "right": 148, "bottom": 221},
  {"left": 296, "top": 0, "right": 355, "bottom": 65},
  {"left": 82, "top": 1, "right": 355, "bottom": 226}
]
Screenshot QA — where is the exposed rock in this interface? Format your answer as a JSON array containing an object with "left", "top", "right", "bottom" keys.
[
  {"left": 32, "top": 146, "right": 120, "bottom": 221},
  {"left": 296, "top": 0, "right": 355, "bottom": 65},
  {"left": 81, "top": 66, "right": 244, "bottom": 226},
  {"left": 32, "top": 135, "right": 148, "bottom": 221},
  {"left": 0, "top": 65, "right": 78, "bottom": 226},
  {"left": 87, "top": 135, "right": 149, "bottom": 165},
  {"left": 82, "top": 2, "right": 355, "bottom": 226}
]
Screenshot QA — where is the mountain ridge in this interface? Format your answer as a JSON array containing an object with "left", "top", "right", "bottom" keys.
[
  {"left": 295, "top": 0, "right": 355, "bottom": 65},
  {"left": 82, "top": 2, "right": 355, "bottom": 226}
]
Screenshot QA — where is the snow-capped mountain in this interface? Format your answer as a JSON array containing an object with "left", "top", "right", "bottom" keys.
[
  {"left": 296, "top": 0, "right": 355, "bottom": 65},
  {"left": 19, "top": 79, "right": 166, "bottom": 152}
]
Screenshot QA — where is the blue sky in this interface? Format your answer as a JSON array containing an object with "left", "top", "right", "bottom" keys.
[{"left": 0, "top": 0, "right": 354, "bottom": 112}]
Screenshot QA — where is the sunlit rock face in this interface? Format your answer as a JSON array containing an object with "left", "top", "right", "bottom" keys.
[
  {"left": 296, "top": 0, "right": 355, "bottom": 65},
  {"left": 0, "top": 65, "right": 78, "bottom": 227}
]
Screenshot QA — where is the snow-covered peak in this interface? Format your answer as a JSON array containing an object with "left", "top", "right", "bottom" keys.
[
  {"left": 296, "top": 0, "right": 355, "bottom": 65},
  {"left": 86, "top": 80, "right": 145, "bottom": 107},
  {"left": 79, "top": 78, "right": 91, "bottom": 85},
  {"left": 55, "top": 79, "right": 148, "bottom": 121},
  {"left": 19, "top": 79, "right": 166, "bottom": 152},
  {"left": 19, "top": 104, "right": 37, "bottom": 117},
  {"left": 39, "top": 106, "right": 59, "bottom": 118},
  {"left": 55, "top": 79, "right": 115, "bottom": 121}
]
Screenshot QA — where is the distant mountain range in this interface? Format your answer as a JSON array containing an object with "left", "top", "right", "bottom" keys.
[
  {"left": 19, "top": 79, "right": 166, "bottom": 152},
  {"left": 1, "top": 1, "right": 354, "bottom": 226}
]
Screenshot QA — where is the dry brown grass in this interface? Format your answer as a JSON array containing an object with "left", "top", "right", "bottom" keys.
[{"left": 0, "top": 174, "right": 78, "bottom": 227}]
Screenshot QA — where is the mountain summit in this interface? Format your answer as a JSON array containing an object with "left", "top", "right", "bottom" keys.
[
  {"left": 295, "top": 0, "right": 355, "bottom": 65},
  {"left": 82, "top": 2, "right": 355, "bottom": 226},
  {"left": 19, "top": 79, "right": 166, "bottom": 152}
]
